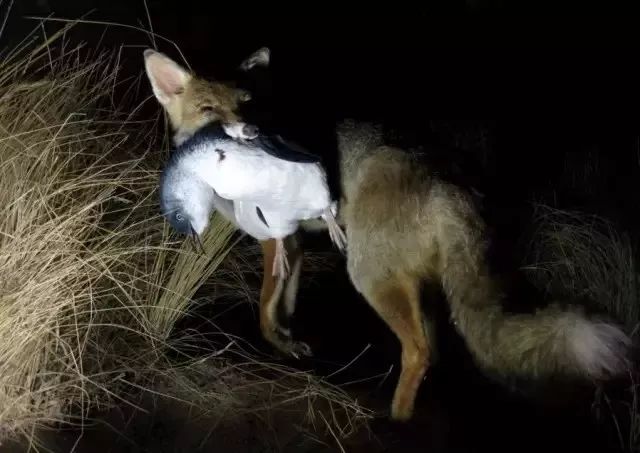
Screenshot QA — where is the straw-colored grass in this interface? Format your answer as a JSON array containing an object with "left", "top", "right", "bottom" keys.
[
  {"left": 521, "top": 202, "right": 639, "bottom": 451},
  {"left": 521, "top": 203, "right": 639, "bottom": 334},
  {"left": 0, "top": 28, "right": 370, "bottom": 450}
]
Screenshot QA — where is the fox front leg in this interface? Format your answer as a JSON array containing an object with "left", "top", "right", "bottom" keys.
[{"left": 259, "top": 238, "right": 312, "bottom": 359}]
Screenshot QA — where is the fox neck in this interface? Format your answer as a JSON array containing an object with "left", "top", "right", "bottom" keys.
[
  {"left": 173, "top": 129, "right": 191, "bottom": 147},
  {"left": 174, "top": 122, "right": 210, "bottom": 147},
  {"left": 172, "top": 118, "right": 213, "bottom": 147}
]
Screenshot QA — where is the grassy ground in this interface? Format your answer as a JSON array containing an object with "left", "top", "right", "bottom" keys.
[{"left": 0, "top": 27, "right": 370, "bottom": 452}]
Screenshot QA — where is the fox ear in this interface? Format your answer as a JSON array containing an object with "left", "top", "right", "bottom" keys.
[
  {"left": 239, "top": 47, "right": 270, "bottom": 71},
  {"left": 143, "top": 49, "right": 192, "bottom": 106}
]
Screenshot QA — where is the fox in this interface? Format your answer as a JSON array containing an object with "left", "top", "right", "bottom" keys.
[
  {"left": 143, "top": 48, "right": 312, "bottom": 358},
  {"left": 145, "top": 47, "right": 634, "bottom": 423},
  {"left": 332, "top": 118, "right": 633, "bottom": 421}
]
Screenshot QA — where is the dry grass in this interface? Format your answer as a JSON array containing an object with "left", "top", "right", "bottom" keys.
[
  {"left": 0, "top": 28, "right": 370, "bottom": 450},
  {"left": 521, "top": 202, "right": 639, "bottom": 451},
  {"left": 521, "top": 203, "right": 639, "bottom": 334}
]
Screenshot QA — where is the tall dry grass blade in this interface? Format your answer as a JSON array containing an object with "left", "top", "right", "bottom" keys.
[
  {"left": 146, "top": 217, "right": 239, "bottom": 339},
  {"left": 522, "top": 203, "right": 639, "bottom": 333},
  {"left": 0, "top": 24, "right": 370, "bottom": 449}
]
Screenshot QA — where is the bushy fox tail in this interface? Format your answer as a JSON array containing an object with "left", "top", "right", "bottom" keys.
[
  {"left": 454, "top": 300, "right": 631, "bottom": 380},
  {"left": 442, "top": 235, "right": 632, "bottom": 380}
]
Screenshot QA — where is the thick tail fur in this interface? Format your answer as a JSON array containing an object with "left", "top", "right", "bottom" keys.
[{"left": 442, "top": 234, "right": 632, "bottom": 381}]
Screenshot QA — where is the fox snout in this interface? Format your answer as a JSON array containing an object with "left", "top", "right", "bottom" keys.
[
  {"left": 242, "top": 124, "right": 259, "bottom": 138},
  {"left": 222, "top": 122, "right": 259, "bottom": 140}
]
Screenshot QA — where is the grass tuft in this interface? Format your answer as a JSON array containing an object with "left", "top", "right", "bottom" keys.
[
  {"left": 0, "top": 27, "right": 370, "bottom": 450},
  {"left": 522, "top": 203, "right": 639, "bottom": 334}
]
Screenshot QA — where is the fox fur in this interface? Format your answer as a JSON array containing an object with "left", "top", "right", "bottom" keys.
[
  {"left": 144, "top": 48, "right": 310, "bottom": 358},
  {"left": 335, "top": 118, "right": 632, "bottom": 420}
]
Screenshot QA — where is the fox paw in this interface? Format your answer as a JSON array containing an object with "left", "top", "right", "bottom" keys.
[
  {"left": 285, "top": 340, "right": 313, "bottom": 359},
  {"left": 272, "top": 327, "right": 312, "bottom": 359}
]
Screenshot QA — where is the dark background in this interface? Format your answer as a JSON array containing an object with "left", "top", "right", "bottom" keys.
[
  {"left": 3, "top": 2, "right": 640, "bottom": 451},
  {"left": 7, "top": 0, "right": 639, "bottom": 228}
]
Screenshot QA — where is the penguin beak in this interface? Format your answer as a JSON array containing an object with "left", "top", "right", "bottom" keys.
[{"left": 190, "top": 225, "right": 206, "bottom": 255}]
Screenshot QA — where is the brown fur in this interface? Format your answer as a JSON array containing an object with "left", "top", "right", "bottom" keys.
[
  {"left": 336, "top": 119, "right": 631, "bottom": 420},
  {"left": 165, "top": 77, "right": 246, "bottom": 142},
  {"left": 143, "top": 49, "right": 251, "bottom": 146},
  {"left": 144, "top": 49, "right": 306, "bottom": 357}
]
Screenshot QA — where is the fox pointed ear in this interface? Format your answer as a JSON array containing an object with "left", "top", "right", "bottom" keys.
[
  {"left": 143, "top": 49, "right": 192, "bottom": 106},
  {"left": 239, "top": 47, "right": 270, "bottom": 71}
]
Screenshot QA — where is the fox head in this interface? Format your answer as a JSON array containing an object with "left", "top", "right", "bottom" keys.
[{"left": 143, "top": 47, "right": 270, "bottom": 146}]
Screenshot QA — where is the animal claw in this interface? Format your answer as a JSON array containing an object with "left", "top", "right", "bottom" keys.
[
  {"left": 289, "top": 341, "right": 313, "bottom": 359},
  {"left": 272, "top": 325, "right": 313, "bottom": 359}
]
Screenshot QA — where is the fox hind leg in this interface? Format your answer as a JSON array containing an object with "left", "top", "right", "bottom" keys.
[{"left": 359, "top": 274, "right": 431, "bottom": 421}]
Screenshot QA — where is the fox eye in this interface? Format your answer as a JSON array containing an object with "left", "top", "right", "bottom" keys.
[
  {"left": 175, "top": 213, "right": 184, "bottom": 222},
  {"left": 200, "top": 105, "right": 215, "bottom": 114}
]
